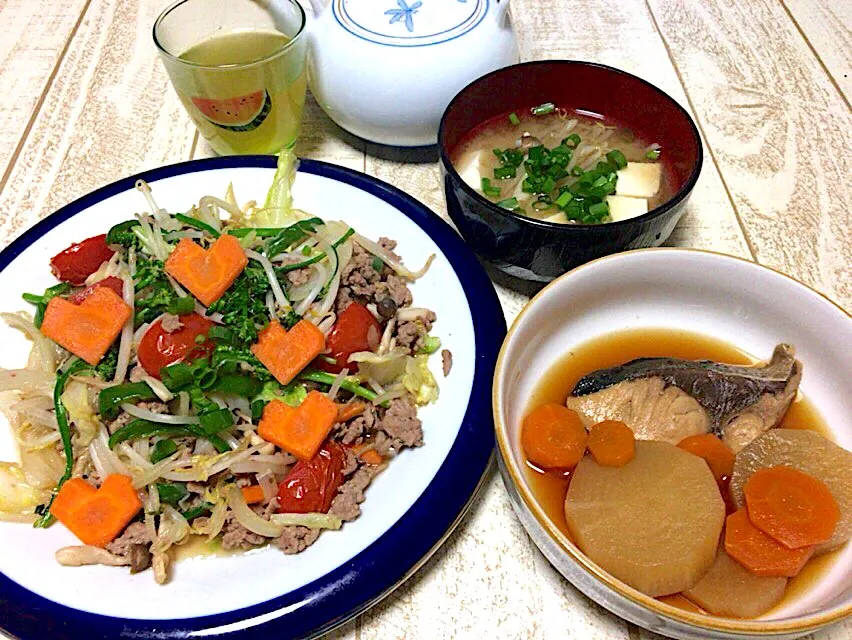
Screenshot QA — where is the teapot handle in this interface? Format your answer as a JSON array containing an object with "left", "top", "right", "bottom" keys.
[
  {"left": 494, "top": 0, "right": 511, "bottom": 24},
  {"left": 302, "top": 0, "right": 326, "bottom": 16}
]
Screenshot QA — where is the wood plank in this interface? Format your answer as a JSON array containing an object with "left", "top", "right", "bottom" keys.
[
  {"left": 358, "top": 0, "right": 748, "bottom": 636},
  {"left": 646, "top": 0, "right": 852, "bottom": 310},
  {"left": 0, "top": 0, "right": 89, "bottom": 186},
  {"left": 0, "top": 0, "right": 196, "bottom": 248},
  {"left": 781, "top": 0, "right": 852, "bottom": 102}
]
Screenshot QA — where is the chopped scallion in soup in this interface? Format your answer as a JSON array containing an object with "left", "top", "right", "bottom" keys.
[{"left": 452, "top": 104, "right": 674, "bottom": 224}]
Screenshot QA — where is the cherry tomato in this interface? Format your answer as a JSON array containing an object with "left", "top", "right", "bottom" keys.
[
  {"left": 49, "top": 234, "right": 116, "bottom": 285},
  {"left": 315, "top": 302, "right": 382, "bottom": 374},
  {"left": 277, "top": 441, "right": 347, "bottom": 514},
  {"left": 137, "top": 313, "right": 214, "bottom": 378},
  {"left": 68, "top": 276, "right": 124, "bottom": 304}
]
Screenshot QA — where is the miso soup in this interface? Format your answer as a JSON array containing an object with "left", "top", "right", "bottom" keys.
[{"left": 452, "top": 104, "right": 676, "bottom": 224}]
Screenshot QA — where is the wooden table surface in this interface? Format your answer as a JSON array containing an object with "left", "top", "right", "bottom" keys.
[{"left": 1, "top": 0, "right": 850, "bottom": 638}]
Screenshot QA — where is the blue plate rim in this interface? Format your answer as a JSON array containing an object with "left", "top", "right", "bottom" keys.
[{"left": 0, "top": 155, "right": 506, "bottom": 640}]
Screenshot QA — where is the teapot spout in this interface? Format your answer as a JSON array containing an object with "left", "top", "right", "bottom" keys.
[{"left": 494, "top": 0, "right": 511, "bottom": 24}]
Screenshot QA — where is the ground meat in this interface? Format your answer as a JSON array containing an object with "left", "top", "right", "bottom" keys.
[
  {"left": 160, "top": 313, "right": 183, "bottom": 333},
  {"left": 341, "top": 244, "right": 382, "bottom": 297},
  {"left": 332, "top": 403, "right": 377, "bottom": 445},
  {"left": 378, "top": 237, "right": 401, "bottom": 261},
  {"left": 286, "top": 267, "right": 312, "bottom": 287},
  {"left": 337, "top": 243, "right": 413, "bottom": 310},
  {"left": 106, "top": 522, "right": 150, "bottom": 556},
  {"left": 220, "top": 514, "right": 270, "bottom": 550},
  {"left": 274, "top": 526, "right": 320, "bottom": 554},
  {"left": 137, "top": 401, "right": 168, "bottom": 413},
  {"left": 442, "top": 349, "right": 453, "bottom": 377},
  {"left": 375, "top": 275, "right": 412, "bottom": 308},
  {"left": 374, "top": 397, "right": 423, "bottom": 454},
  {"left": 342, "top": 447, "right": 358, "bottom": 475},
  {"left": 106, "top": 522, "right": 153, "bottom": 573},
  {"left": 329, "top": 465, "right": 382, "bottom": 522},
  {"left": 128, "top": 366, "right": 146, "bottom": 383},
  {"left": 394, "top": 311, "right": 436, "bottom": 354},
  {"left": 108, "top": 412, "right": 133, "bottom": 434}
]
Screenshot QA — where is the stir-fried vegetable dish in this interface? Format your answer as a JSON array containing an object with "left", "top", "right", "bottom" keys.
[{"left": 0, "top": 150, "right": 445, "bottom": 583}]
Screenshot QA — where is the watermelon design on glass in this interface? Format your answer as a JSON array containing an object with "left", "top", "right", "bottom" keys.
[{"left": 191, "top": 90, "right": 272, "bottom": 132}]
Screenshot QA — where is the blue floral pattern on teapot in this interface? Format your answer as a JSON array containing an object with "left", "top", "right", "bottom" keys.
[{"left": 333, "top": 0, "right": 493, "bottom": 47}]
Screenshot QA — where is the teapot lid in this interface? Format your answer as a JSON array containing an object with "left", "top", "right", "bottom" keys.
[{"left": 332, "top": 0, "right": 492, "bottom": 47}]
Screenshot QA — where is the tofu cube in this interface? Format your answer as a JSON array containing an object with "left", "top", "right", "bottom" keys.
[
  {"left": 456, "top": 150, "right": 483, "bottom": 192},
  {"left": 616, "top": 162, "right": 662, "bottom": 198},
  {"left": 606, "top": 195, "right": 649, "bottom": 222}
]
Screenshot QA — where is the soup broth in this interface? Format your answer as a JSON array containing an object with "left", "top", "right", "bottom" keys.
[
  {"left": 453, "top": 108, "right": 676, "bottom": 224},
  {"left": 523, "top": 328, "right": 840, "bottom": 618}
]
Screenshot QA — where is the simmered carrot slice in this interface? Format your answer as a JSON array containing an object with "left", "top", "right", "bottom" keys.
[
  {"left": 744, "top": 466, "right": 840, "bottom": 549},
  {"left": 677, "top": 434, "right": 735, "bottom": 484},
  {"left": 165, "top": 234, "right": 247, "bottom": 306},
  {"left": 251, "top": 319, "right": 326, "bottom": 386},
  {"left": 587, "top": 420, "right": 636, "bottom": 467},
  {"left": 521, "top": 404, "right": 588, "bottom": 469},
  {"left": 725, "top": 508, "right": 814, "bottom": 577},
  {"left": 40, "top": 287, "right": 131, "bottom": 365}
]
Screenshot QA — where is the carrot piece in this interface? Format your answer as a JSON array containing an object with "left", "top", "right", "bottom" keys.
[
  {"left": 586, "top": 420, "right": 636, "bottom": 467},
  {"left": 51, "top": 474, "right": 142, "bottom": 547},
  {"left": 521, "top": 404, "right": 588, "bottom": 470},
  {"left": 337, "top": 401, "right": 366, "bottom": 423},
  {"left": 49, "top": 478, "right": 96, "bottom": 524},
  {"left": 677, "top": 434, "right": 735, "bottom": 484},
  {"left": 164, "top": 234, "right": 248, "bottom": 306},
  {"left": 359, "top": 449, "right": 384, "bottom": 466},
  {"left": 241, "top": 485, "right": 266, "bottom": 505},
  {"left": 40, "top": 287, "right": 131, "bottom": 365},
  {"left": 258, "top": 391, "right": 338, "bottom": 460},
  {"left": 744, "top": 466, "right": 840, "bottom": 549},
  {"left": 251, "top": 319, "right": 326, "bottom": 386},
  {"left": 724, "top": 508, "right": 814, "bottom": 577}
]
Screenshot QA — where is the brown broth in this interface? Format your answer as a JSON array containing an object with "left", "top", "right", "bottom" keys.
[{"left": 522, "top": 328, "right": 840, "bottom": 618}]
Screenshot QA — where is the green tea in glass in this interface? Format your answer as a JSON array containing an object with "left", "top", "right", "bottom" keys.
[{"left": 154, "top": 0, "right": 307, "bottom": 155}]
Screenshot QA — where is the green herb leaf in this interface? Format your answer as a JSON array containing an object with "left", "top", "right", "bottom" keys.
[{"left": 151, "top": 439, "right": 178, "bottom": 464}]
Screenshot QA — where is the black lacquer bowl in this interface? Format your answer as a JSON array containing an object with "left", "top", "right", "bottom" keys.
[{"left": 438, "top": 60, "right": 703, "bottom": 283}]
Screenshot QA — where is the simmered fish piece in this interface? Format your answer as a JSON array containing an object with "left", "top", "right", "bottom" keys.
[{"left": 566, "top": 344, "right": 802, "bottom": 451}]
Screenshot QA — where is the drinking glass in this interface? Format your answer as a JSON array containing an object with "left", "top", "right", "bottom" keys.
[{"left": 154, "top": 0, "right": 308, "bottom": 155}]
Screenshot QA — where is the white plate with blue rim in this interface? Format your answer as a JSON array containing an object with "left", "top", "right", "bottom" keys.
[{"left": 0, "top": 156, "right": 505, "bottom": 640}]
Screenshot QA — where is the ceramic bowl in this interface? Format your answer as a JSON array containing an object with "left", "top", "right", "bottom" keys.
[
  {"left": 493, "top": 249, "right": 852, "bottom": 639},
  {"left": 439, "top": 61, "right": 702, "bottom": 283}
]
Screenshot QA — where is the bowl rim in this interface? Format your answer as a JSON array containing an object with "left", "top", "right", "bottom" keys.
[
  {"left": 438, "top": 59, "right": 704, "bottom": 232},
  {"left": 492, "top": 246, "right": 852, "bottom": 635}
]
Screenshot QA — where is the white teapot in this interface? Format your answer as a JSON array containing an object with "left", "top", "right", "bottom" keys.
[{"left": 302, "top": 0, "right": 518, "bottom": 147}]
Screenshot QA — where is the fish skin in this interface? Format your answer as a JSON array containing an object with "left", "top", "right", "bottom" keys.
[{"left": 570, "top": 344, "right": 801, "bottom": 437}]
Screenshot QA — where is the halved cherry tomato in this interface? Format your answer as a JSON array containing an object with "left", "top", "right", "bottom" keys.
[
  {"left": 50, "top": 234, "right": 116, "bottom": 285},
  {"left": 68, "top": 276, "right": 124, "bottom": 305},
  {"left": 314, "top": 302, "right": 381, "bottom": 374},
  {"left": 137, "top": 313, "right": 214, "bottom": 378},
  {"left": 277, "top": 441, "right": 347, "bottom": 514}
]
